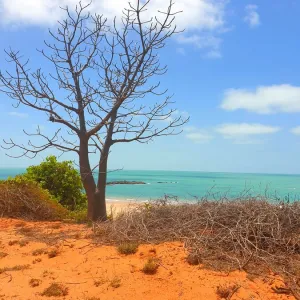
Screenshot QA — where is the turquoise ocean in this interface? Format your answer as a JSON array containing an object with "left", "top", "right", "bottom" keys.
[{"left": 1, "top": 168, "right": 300, "bottom": 202}]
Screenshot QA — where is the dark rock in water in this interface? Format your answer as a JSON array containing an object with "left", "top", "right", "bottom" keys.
[{"left": 107, "top": 181, "right": 146, "bottom": 185}]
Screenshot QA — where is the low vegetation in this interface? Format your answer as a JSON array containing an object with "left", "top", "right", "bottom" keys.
[
  {"left": 0, "top": 176, "right": 68, "bottom": 220},
  {"left": 216, "top": 283, "right": 240, "bottom": 300},
  {"left": 0, "top": 264, "right": 30, "bottom": 274},
  {"left": 24, "top": 156, "right": 87, "bottom": 211},
  {"left": 29, "top": 278, "right": 41, "bottom": 287},
  {"left": 41, "top": 283, "right": 68, "bottom": 297},
  {"left": 142, "top": 258, "right": 159, "bottom": 275},
  {"left": 117, "top": 243, "right": 139, "bottom": 255},
  {"left": 110, "top": 277, "right": 121, "bottom": 288},
  {"left": 95, "top": 197, "right": 300, "bottom": 295}
]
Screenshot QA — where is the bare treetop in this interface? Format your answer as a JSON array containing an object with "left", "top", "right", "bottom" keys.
[{"left": 0, "top": 0, "right": 188, "bottom": 220}]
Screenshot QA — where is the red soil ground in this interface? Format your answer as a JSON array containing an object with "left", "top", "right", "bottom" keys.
[{"left": 0, "top": 218, "right": 296, "bottom": 300}]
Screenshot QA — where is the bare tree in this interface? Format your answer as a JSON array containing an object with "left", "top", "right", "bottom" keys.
[{"left": 0, "top": 0, "right": 188, "bottom": 221}]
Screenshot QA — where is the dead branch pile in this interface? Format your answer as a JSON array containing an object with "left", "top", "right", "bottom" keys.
[{"left": 95, "top": 197, "right": 300, "bottom": 292}]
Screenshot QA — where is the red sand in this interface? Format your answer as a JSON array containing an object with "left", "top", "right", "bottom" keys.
[{"left": 0, "top": 218, "right": 295, "bottom": 300}]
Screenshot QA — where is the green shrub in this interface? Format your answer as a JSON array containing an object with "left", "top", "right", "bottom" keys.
[
  {"left": 24, "top": 156, "right": 86, "bottom": 210},
  {"left": 0, "top": 176, "right": 67, "bottom": 220}
]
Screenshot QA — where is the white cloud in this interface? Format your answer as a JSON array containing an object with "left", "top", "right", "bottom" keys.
[
  {"left": 291, "top": 126, "right": 300, "bottom": 135},
  {"left": 0, "top": 0, "right": 228, "bottom": 57},
  {"left": 184, "top": 126, "right": 213, "bottom": 144},
  {"left": 244, "top": 4, "right": 260, "bottom": 28},
  {"left": 8, "top": 111, "right": 28, "bottom": 118},
  {"left": 216, "top": 123, "right": 280, "bottom": 143},
  {"left": 221, "top": 84, "right": 300, "bottom": 114}
]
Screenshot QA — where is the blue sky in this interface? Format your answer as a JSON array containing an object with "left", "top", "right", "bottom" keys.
[{"left": 1, "top": 0, "right": 300, "bottom": 174}]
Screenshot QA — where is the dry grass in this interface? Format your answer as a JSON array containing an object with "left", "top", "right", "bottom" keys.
[
  {"left": 32, "top": 248, "right": 47, "bottom": 256},
  {"left": 110, "top": 277, "right": 121, "bottom": 288},
  {"left": 48, "top": 248, "right": 59, "bottom": 258},
  {"left": 216, "top": 283, "right": 240, "bottom": 299},
  {"left": 117, "top": 243, "right": 139, "bottom": 255},
  {"left": 8, "top": 239, "right": 28, "bottom": 247},
  {"left": 0, "top": 252, "right": 8, "bottom": 259},
  {"left": 0, "top": 264, "right": 30, "bottom": 274},
  {"left": 0, "top": 179, "right": 67, "bottom": 221},
  {"left": 142, "top": 258, "right": 159, "bottom": 275},
  {"left": 41, "top": 283, "right": 68, "bottom": 297},
  {"left": 94, "top": 197, "right": 300, "bottom": 295},
  {"left": 29, "top": 278, "right": 41, "bottom": 287}
]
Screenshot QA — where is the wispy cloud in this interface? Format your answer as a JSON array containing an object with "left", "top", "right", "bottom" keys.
[
  {"left": 0, "top": 0, "right": 229, "bottom": 58},
  {"left": 216, "top": 123, "right": 280, "bottom": 144},
  {"left": 184, "top": 126, "right": 213, "bottom": 144},
  {"left": 291, "top": 126, "right": 300, "bottom": 135},
  {"left": 8, "top": 111, "right": 28, "bottom": 118},
  {"left": 221, "top": 84, "right": 300, "bottom": 114},
  {"left": 244, "top": 4, "right": 260, "bottom": 28}
]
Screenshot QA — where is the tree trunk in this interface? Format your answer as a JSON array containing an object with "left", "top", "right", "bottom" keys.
[
  {"left": 93, "top": 148, "right": 109, "bottom": 221},
  {"left": 79, "top": 139, "right": 96, "bottom": 219}
]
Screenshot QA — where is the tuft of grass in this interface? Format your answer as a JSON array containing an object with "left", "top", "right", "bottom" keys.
[
  {"left": 117, "top": 243, "right": 139, "bottom": 255},
  {"left": 32, "top": 248, "right": 47, "bottom": 256},
  {"left": 0, "top": 252, "right": 8, "bottom": 259},
  {"left": 15, "top": 222, "right": 26, "bottom": 228},
  {"left": 50, "top": 223, "right": 62, "bottom": 229},
  {"left": 8, "top": 240, "right": 28, "bottom": 247},
  {"left": 32, "top": 258, "right": 42, "bottom": 264},
  {"left": 29, "top": 278, "right": 41, "bottom": 287},
  {"left": 19, "top": 240, "right": 29, "bottom": 247},
  {"left": 18, "top": 227, "right": 34, "bottom": 236},
  {"left": 94, "top": 279, "right": 105, "bottom": 287},
  {"left": 216, "top": 283, "right": 240, "bottom": 300},
  {"left": 142, "top": 258, "right": 159, "bottom": 275},
  {"left": 48, "top": 248, "right": 59, "bottom": 258},
  {"left": 41, "top": 283, "right": 69, "bottom": 297},
  {"left": 110, "top": 277, "right": 121, "bottom": 288},
  {"left": 8, "top": 240, "right": 19, "bottom": 246},
  {"left": 186, "top": 252, "right": 201, "bottom": 266},
  {"left": 0, "top": 264, "right": 30, "bottom": 274}
]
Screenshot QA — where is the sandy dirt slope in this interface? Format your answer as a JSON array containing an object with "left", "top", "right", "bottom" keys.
[{"left": 0, "top": 218, "right": 295, "bottom": 300}]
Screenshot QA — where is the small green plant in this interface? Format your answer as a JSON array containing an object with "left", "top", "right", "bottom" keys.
[
  {"left": 142, "top": 258, "right": 159, "bottom": 275},
  {"left": 117, "top": 243, "right": 139, "bottom": 255},
  {"left": 0, "top": 264, "right": 30, "bottom": 274},
  {"left": 41, "top": 283, "right": 69, "bottom": 297},
  {"left": 29, "top": 278, "right": 41, "bottom": 287},
  {"left": 110, "top": 277, "right": 121, "bottom": 288}
]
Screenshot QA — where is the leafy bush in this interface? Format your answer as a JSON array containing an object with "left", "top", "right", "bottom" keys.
[
  {"left": 0, "top": 176, "right": 67, "bottom": 220},
  {"left": 24, "top": 156, "right": 86, "bottom": 210}
]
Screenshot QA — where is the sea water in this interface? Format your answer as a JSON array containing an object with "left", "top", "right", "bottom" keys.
[{"left": 1, "top": 168, "right": 300, "bottom": 202}]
